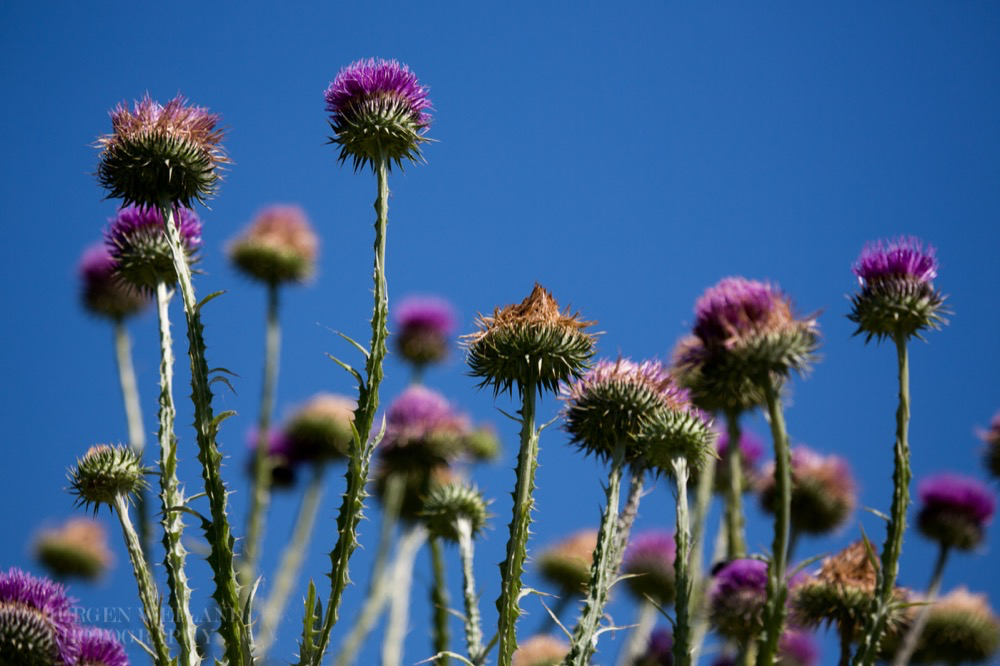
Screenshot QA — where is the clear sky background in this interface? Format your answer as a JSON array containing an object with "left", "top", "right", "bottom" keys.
[{"left": 2, "top": 2, "right": 999, "bottom": 664}]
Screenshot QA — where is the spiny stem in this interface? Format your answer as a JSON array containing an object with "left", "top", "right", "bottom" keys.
[
  {"left": 382, "top": 524, "right": 428, "bottom": 666},
  {"left": 756, "top": 379, "right": 792, "bottom": 666},
  {"left": 495, "top": 378, "right": 539, "bottom": 666},
  {"left": 257, "top": 465, "right": 326, "bottom": 657},
  {"left": 160, "top": 203, "right": 248, "bottom": 665},
  {"left": 672, "top": 456, "right": 693, "bottom": 666},
  {"left": 853, "top": 334, "right": 911, "bottom": 666},
  {"left": 112, "top": 494, "right": 172, "bottom": 666},
  {"left": 430, "top": 536, "right": 452, "bottom": 665},
  {"left": 688, "top": 453, "right": 718, "bottom": 662},
  {"left": 617, "top": 599, "right": 657, "bottom": 666},
  {"left": 891, "top": 544, "right": 949, "bottom": 666},
  {"left": 112, "top": 319, "right": 151, "bottom": 563},
  {"left": 154, "top": 282, "right": 198, "bottom": 666},
  {"left": 242, "top": 282, "right": 282, "bottom": 602},
  {"left": 564, "top": 443, "right": 628, "bottom": 666},
  {"left": 457, "top": 518, "right": 484, "bottom": 662},
  {"left": 724, "top": 411, "right": 747, "bottom": 559}
]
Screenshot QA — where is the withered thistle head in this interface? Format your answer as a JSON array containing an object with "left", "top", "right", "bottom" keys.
[
  {"left": 228, "top": 205, "right": 318, "bottom": 285},
  {"left": 97, "top": 94, "right": 228, "bottom": 207},
  {"left": 67, "top": 445, "right": 146, "bottom": 512},
  {"left": 34, "top": 518, "right": 113, "bottom": 581},
  {"left": 465, "top": 283, "right": 596, "bottom": 396},
  {"left": 420, "top": 482, "right": 489, "bottom": 542}
]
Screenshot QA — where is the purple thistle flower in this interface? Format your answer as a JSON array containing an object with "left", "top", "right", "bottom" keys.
[
  {"left": 634, "top": 628, "right": 674, "bottom": 666},
  {"left": 623, "top": 530, "right": 677, "bottom": 604},
  {"left": 325, "top": 58, "right": 432, "bottom": 126},
  {"left": 778, "top": 630, "right": 819, "bottom": 666},
  {"left": 246, "top": 428, "right": 297, "bottom": 487},
  {"left": 853, "top": 236, "right": 938, "bottom": 287},
  {"left": 759, "top": 445, "right": 857, "bottom": 535},
  {"left": 228, "top": 204, "right": 319, "bottom": 285},
  {"left": 105, "top": 205, "right": 203, "bottom": 290},
  {"left": 394, "top": 295, "right": 457, "bottom": 369},
  {"left": 73, "top": 626, "right": 128, "bottom": 666},
  {"left": 710, "top": 558, "right": 801, "bottom": 643},
  {"left": 78, "top": 243, "right": 148, "bottom": 319},
  {"left": 0, "top": 567, "right": 79, "bottom": 664},
  {"left": 107, "top": 205, "right": 202, "bottom": 250},
  {"left": 917, "top": 473, "right": 996, "bottom": 550},
  {"left": 381, "top": 386, "right": 471, "bottom": 463},
  {"left": 693, "top": 277, "right": 785, "bottom": 345}
]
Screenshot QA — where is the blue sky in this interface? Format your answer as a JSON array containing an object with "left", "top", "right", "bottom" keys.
[{"left": 2, "top": 2, "right": 999, "bottom": 663}]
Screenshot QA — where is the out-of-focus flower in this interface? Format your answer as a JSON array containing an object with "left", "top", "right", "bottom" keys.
[
  {"left": 373, "top": 461, "right": 456, "bottom": 522},
  {"left": 511, "top": 635, "right": 569, "bottom": 666},
  {"left": 105, "top": 205, "right": 202, "bottom": 290},
  {"left": 393, "top": 296, "right": 457, "bottom": 369},
  {"left": 68, "top": 445, "right": 146, "bottom": 512},
  {"left": 849, "top": 236, "right": 946, "bottom": 341},
  {"left": 380, "top": 386, "right": 472, "bottom": 465},
  {"left": 283, "top": 394, "right": 356, "bottom": 463},
  {"left": 981, "top": 412, "right": 1000, "bottom": 481},
  {"left": 759, "top": 445, "right": 856, "bottom": 536},
  {"left": 72, "top": 626, "right": 128, "bottom": 666},
  {"left": 324, "top": 58, "right": 432, "bottom": 171},
  {"left": 35, "top": 518, "right": 113, "bottom": 581},
  {"left": 228, "top": 205, "right": 318, "bottom": 285},
  {"left": 97, "top": 94, "right": 228, "bottom": 207},
  {"left": 536, "top": 530, "right": 598, "bottom": 596},
  {"left": 709, "top": 558, "right": 771, "bottom": 643},
  {"left": 0, "top": 567, "right": 78, "bottom": 665},
  {"left": 888, "top": 587, "right": 1000, "bottom": 664},
  {"left": 916, "top": 473, "right": 995, "bottom": 550},
  {"left": 465, "top": 284, "right": 596, "bottom": 396},
  {"left": 245, "top": 428, "right": 297, "bottom": 488},
  {"left": 78, "top": 243, "right": 149, "bottom": 320},
  {"left": 778, "top": 630, "right": 819, "bottom": 666},
  {"left": 622, "top": 530, "right": 676, "bottom": 605},
  {"left": 633, "top": 628, "right": 673, "bottom": 666}
]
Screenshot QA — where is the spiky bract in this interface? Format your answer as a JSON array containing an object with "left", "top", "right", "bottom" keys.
[
  {"left": 394, "top": 295, "right": 457, "bottom": 368},
  {"left": 622, "top": 530, "right": 676, "bottom": 604},
  {"left": 421, "top": 482, "right": 489, "bottom": 542},
  {"left": 642, "top": 403, "right": 716, "bottom": 474},
  {"left": 97, "top": 94, "right": 227, "bottom": 207},
  {"left": 283, "top": 393, "right": 356, "bottom": 463},
  {"left": 229, "top": 205, "right": 318, "bottom": 285},
  {"left": 78, "top": 244, "right": 149, "bottom": 320},
  {"left": 849, "top": 236, "right": 947, "bottom": 342},
  {"left": 34, "top": 518, "right": 113, "bottom": 581},
  {"left": 886, "top": 588, "right": 1000, "bottom": 664},
  {"left": 759, "top": 445, "right": 857, "bottom": 536},
  {"left": 73, "top": 627, "right": 128, "bottom": 666},
  {"left": 324, "top": 58, "right": 432, "bottom": 171},
  {"left": 105, "top": 204, "right": 202, "bottom": 290},
  {"left": 465, "top": 284, "right": 596, "bottom": 396},
  {"left": 916, "top": 473, "right": 995, "bottom": 550},
  {"left": 0, "top": 568, "right": 78, "bottom": 666},
  {"left": 67, "top": 445, "right": 146, "bottom": 512},
  {"left": 536, "top": 530, "right": 598, "bottom": 595},
  {"left": 511, "top": 635, "right": 569, "bottom": 666}
]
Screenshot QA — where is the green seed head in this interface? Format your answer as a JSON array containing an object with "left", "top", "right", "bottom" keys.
[
  {"left": 67, "top": 445, "right": 145, "bottom": 512},
  {"left": 420, "top": 482, "right": 489, "bottom": 542}
]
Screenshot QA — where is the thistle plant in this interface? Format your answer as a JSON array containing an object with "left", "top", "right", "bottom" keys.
[
  {"left": 0, "top": 568, "right": 79, "bottom": 666},
  {"left": 885, "top": 587, "right": 1000, "bottom": 664},
  {"left": 34, "top": 517, "right": 113, "bottom": 581},
  {"left": 536, "top": 529, "right": 599, "bottom": 624},
  {"left": 465, "top": 283, "right": 596, "bottom": 666},
  {"left": 848, "top": 237, "right": 947, "bottom": 665},
  {"left": 72, "top": 627, "right": 129, "bottom": 666},
  {"left": 395, "top": 295, "right": 457, "bottom": 382}
]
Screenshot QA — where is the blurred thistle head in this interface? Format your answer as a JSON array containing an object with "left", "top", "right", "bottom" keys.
[
  {"left": 72, "top": 626, "right": 128, "bottom": 666},
  {"left": 78, "top": 243, "right": 149, "bottom": 320},
  {"left": 380, "top": 386, "right": 472, "bottom": 467},
  {"left": 511, "top": 635, "right": 569, "bottom": 666},
  {"left": 0, "top": 567, "right": 78, "bottom": 666},
  {"left": 536, "top": 529, "right": 598, "bottom": 596},
  {"left": 778, "top": 630, "right": 819, "bottom": 666},
  {"left": 105, "top": 204, "right": 202, "bottom": 290},
  {"left": 228, "top": 205, "right": 318, "bottom": 285},
  {"left": 324, "top": 58, "right": 432, "bottom": 171},
  {"left": 979, "top": 412, "right": 1000, "bottom": 481},
  {"left": 97, "top": 94, "right": 228, "bottom": 207},
  {"left": 464, "top": 425, "right": 502, "bottom": 462},
  {"left": 246, "top": 428, "right": 298, "bottom": 488},
  {"left": 283, "top": 393, "right": 356, "bottom": 463},
  {"left": 890, "top": 587, "right": 1000, "bottom": 664},
  {"left": 420, "top": 482, "right": 489, "bottom": 542},
  {"left": 622, "top": 530, "right": 676, "bottom": 605},
  {"left": 34, "top": 518, "right": 113, "bottom": 581},
  {"left": 67, "top": 445, "right": 146, "bottom": 512},
  {"left": 849, "top": 236, "right": 947, "bottom": 342},
  {"left": 711, "top": 428, "right": 765, "bottom": 493},
  {"left": 375, "top": 462, "right": 456, "bottom": 523},
  {"left": 759, "top": 445, "right": 857, "bottom": 536},
  {"left": 633, "top": 628, "right": 674, "bottom": 666},
  {"left": 393, "top": 295, "right": 457, "bottom": 369},
  {"left": 673, "top": 277, "right": 819, "bottom": 413},
  {"left": 709, "top": 558, "right": 770, "bottom": 643},
  {"left": 465, "top": 283, "right": 597, "bottom": 396},
  {"left": 916, "top": 473, "right": 995, "bottom": 551}
]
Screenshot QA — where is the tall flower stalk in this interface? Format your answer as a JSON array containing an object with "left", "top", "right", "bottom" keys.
[
  {"left": 723, "top": 412, "right": 747, "bottom": 558},
  {"left": 848, "top": 237, "right": 946, "bottom": 665}
]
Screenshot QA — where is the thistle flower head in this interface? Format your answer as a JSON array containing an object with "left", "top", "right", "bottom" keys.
[
  {"left": 67, "top": 445, "right": 146, "bottom": 512},
  {"left": 464, "top": 425, "right": 502, "bottom": 462},
  {"left": 420, "top": 482, "right": 489, "bottom": 542},
  {"left": 465, "top": 284, "right": 597, "bottom": 396},
  {"left": 778, "top": 630, "right": 819, "bottom": 666},
  {"left": 78, "top": 243, "right": 149, "bottom": 320},
  {"left": 97, "top": 94, "right": 228, "bottom": 207},
  {"left": 246, "top": 428, "right": 298, "bottom": 488},
  {"left": 228, "top": 205, "right": 318, "bottom": 285},
  {"left": 711, "top": 428, "right": 765, "bottom": 493},
  {"left": 633, "top": 628, "right": 674, "bottom": 666},
  {"left": 512, "top": 635, "right": 569, "bottom": 666},
  {"left": 709, "top": 558, "right": 770, "bottom": 642},
  {"left": 0, "top": 567, "right": 78, "bottom": 666},
  {"left": 34, "top": 518, "right": 113, "bottom": 581},
  {"left": 893, "top": 587, "right": 1000, "bottom": 664},
  {"left": 622, "top": 530, "right": 676, "bottom": 604},
  {"left": 394, "top": 295, "right": 457, "bottom": 369},
  {"left": 536, "top": 529, "right": 598, "bottom": 595},
  {"left": 325, "top": 58, "right": 432, "bottom": 171},
  {"left": 380, "top": 386, "right": 472, "bottom": 466},
  {"left": 849, "top": 236, "right": 947, "bottom": 341},
  {"left": 105, "top": 204, "right": 202, "bottom": 290},
  {"left": 979, "top": 412, "right": 1000, "bottom": 481},
  {"left": 674, "top": 277, "right": 819, "bottom": 413},
  {"left": 759, "top": 445, "right": 857, "bottom": 536},
  {"left": 917, "top": 473, "right": 995, "bottom": 550},
  {"left": 375, "top": 462, "right": 456, "bottom": 522},
  {"left": 283, "top": 393, "right": 356, "bottom": 463},
  {"left": 72, "top": 626, "right": 128, "bottom": 666}
]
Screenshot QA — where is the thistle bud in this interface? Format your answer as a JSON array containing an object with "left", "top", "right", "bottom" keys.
[
  {"left": 67, "top": 445, "right": 146, "bottom": 512},
  {"left": 34, "top": 518, "right": 113, "bottom": 581},
  {"left": 464, "top": 426, "right": 502, "bottom": 462},
  {"left": 511, "top": 635, "right": 569, "bottom": 666},
  {"left": 105, "top": 204, "right": 202, "bottom": 290},
  {"left": 421, "top": 482, "right": 489, "bottom": 542},
  {"left": 536, "top": 529, "right": 598, "bottom": 596},
  {"left": 228, "top": 205, "right": 318, "bottom": 285},
  {"left": 622, "top": 531, "right": 676, "bottom": 605},
  {"left": 283, "top": 393, "right": 356, "bottom": 463},
  {"left": 759, "top": 445, "right": 857, "bottom": 536},
  {"left": 0, "top": 567, "right": 78, "bottom": 666},
  {"left": 394, "top": 296, "right": 457, "bottom": 369},
  {"left": 916, "top": 473, "right": 995, "bottom": 550},
  {"left": 78, "top": 243, "right": 149, "bottom": 320}
]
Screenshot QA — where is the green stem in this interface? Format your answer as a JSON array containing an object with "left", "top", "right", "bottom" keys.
[
  {"left": 891, "top": 544, "right": 949, "bottom": 666},
  {"left": 457, "top": 518, "right": 484, "bottom": 663},
  {"left": 307, "top": 153, "right": 391, "bottom": 666},
  {"left": 154, "top": 282, "right": 198, "bottom": 666},
  {"left": 112, "top": 319, "right": 151, "bottom": 564},
  {"left": 853, "top": 334, "right": 911, "bottom": 666},
  {"left": 840, "top": 623, "right": 854, "bottom": 666},
  {"left": 617, "top": 598, "right": 657, "bottom": 666},
  {"left": 724, "top": 411, "right": 747, "bottom": 559},
  {"left": 564, "top": 444, "right": 628, "bottom": 666},
  {"left": 495, "top": 378, "right": 539, "bottom": 666},
  {"left": 430, "top": 536, "right": 451, "bottom": 665},
  {"left": 242, "top": 282, "right": 282, "bottom": 601},
  {"left": 160, "top": 203, "right": 248, "bottom": 665},
  {"left": 112, "top": 494, "right": 172, "bottom": 666},
  {"left": 756, "top": 379, "right": 792, "bottom": 666},
  {"left": 382, "top": 524, "right": 428, "bottom": 666},
  {"left": 672, "top": 456, "right": 693, "bottom": 666},
  {"left": 257, "top": 466, "right": 326, "bottom": 657},
  {"left": 690, "top": 491, "right": 726, "bottom": 662}
]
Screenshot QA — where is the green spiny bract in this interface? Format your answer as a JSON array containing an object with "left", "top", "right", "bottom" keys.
[
  {"left": 67, "top": 445, "right": 146, "bottom": 512},
  {"left": 421, "top": 482, "right": 489, "bottom": 542},
  {"left": 881, "top": 587, "right": 1000, "bottom": 664},
  {"left": 849, "top": 278, "right": 947, "bottom": 342},
  {"left": 641, "top": 408, "right": 717, "bottom": 475},
  {"left": 0, "top": 605, "right": 61, "bottom": 666},
  {"left": 228, "top": 205, "right": 318, "bottom": 285}
]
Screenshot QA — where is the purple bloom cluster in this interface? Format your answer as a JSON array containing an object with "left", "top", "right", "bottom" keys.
[
  {"left": 919, "top": 473, "right": 995, "bottom": 525},
  {"left": 396, "top": 296, "right": 457, "bottom": 338},
  {"left": 564, "top": 359, "right": 693, "bottom": 413},
  {"left": 693, "top": 277, "right": 784, "bottom": 344},
  {"left": 106, "top": 205, "right": 203, "bottom": 251},
  {"left": 625, "top": 530, "right": 677, "bottom": 567},
  {"left": 79, "top": 244, "right": 118, "bottom": 285},
  {"left": 712, "top": 558, "right": 769, "bottom": 599},
  {"left": 325, "top": 58, "right": 432, "bottom": 126},
  {"left": 73, "top": 626, "right": 128, "bottom": 666},
  {"left": 778, "top": 630, "right": 819, "bottom": 666},
  {"left": 852, "top": 236, "right": 938, "bottom": 286},
  {"left": 623, "top": 530, "right": 677, "bottom": 603}
]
